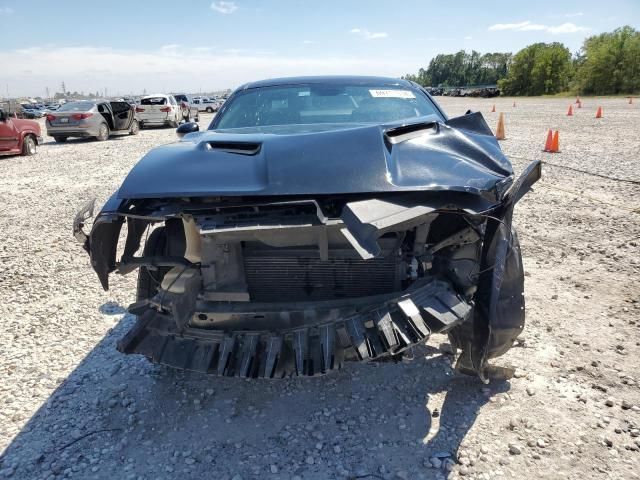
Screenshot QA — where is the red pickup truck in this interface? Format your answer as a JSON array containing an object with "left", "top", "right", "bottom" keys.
[{"left": 0, "top": 107, "right": 43, "bottom": 156}]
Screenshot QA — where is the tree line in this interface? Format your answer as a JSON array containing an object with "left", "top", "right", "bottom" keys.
[{"left": 403, "top": 26, "right": 639, "bottom": 96}]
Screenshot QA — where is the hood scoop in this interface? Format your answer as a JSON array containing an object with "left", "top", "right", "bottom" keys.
[{"left": 205, "top": 141, "right": 262, "bottom": 155}]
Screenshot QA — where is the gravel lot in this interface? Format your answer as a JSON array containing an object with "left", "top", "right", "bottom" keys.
[{"left": 0, "top": 97, "right": 639, "bottom": 480}]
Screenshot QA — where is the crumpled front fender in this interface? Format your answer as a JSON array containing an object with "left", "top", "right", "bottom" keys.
[
  {"left": 89, "top": 213, "right": 124, "bottom": 290},
  {"left": 73, "top": 191, "right": 126, "bottom": 291},
  {"left": 448, "top": 160, "right": 541, "bottom": 381}
]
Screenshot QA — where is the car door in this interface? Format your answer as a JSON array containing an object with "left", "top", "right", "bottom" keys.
[
  {"left": 0, "top": 110, "right": 20, "bottom": 152},
  {"left": 110, "top": 101, "right": 134, "bottom": 131}
]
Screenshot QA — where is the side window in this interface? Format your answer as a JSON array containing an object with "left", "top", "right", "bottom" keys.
[{"left": 169, "top": 97, "right": 177, "bottom": 105}]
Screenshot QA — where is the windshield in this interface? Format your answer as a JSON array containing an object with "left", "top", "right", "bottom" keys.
[
  {"left": 215, "top": 84, "right": 441, "bottom": 129},
  {"left": 58, "top": 102, "right": 95, "bottom": 112}
]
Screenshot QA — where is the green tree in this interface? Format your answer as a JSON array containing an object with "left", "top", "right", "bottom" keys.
[
  {"left": 498, "top": 43, "right": 572, "bottom": 95},
  {"left": 404, "top": 50, "right": 512, "bottom": 87},
  {"left": 573, "top": 26, "right": 640, "bottom": 94}
]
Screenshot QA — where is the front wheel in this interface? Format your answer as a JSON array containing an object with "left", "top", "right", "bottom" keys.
[
  {"left": 129, "top": 120, "right": 140, "bottom": 135},
  {"left": 21, "top": 135, "right": 37, "bottom": 156},
  {"left": 206, "top": 107, "right": 213, "bottom": 113},
  {"left": 96, "top": 123, "right": 110, "bottom": 141}
]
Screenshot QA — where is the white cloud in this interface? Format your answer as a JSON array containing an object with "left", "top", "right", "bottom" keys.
[
  {"left": 211, "top": 1, "right": 237, "bottom": 14},
  {"left": 565, "top": 12, "right": 584, "bottom": 18},
  {"left": 464, "top": 35, "right": 473, "bottom": 40},
  {"left": 488, "top": 20, "right": 588, "bottom": 34},
  {"left": 519, "top": 23, "right": 548, "bottom": 31},
  {"left": 303, "top": 40, "right": 316, "bottom": 45},
  {"left": 0, "top": 45, "right": 410, "bottom": 97},
  {"left": 349, "top": 28, "right": 388, "bottom": 40},
  {"left": 488, "top": 21, "right": 544, "bottom": 31},
  {"left": 547, "top": 22, "right": 589, "bottom": 34},
  {"left": 0, "top": 6, "right": 14, "bottom": 14}
]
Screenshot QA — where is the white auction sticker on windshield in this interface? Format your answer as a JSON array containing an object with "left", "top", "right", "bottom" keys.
[{"left": 369, "top": 89, "right": 415, "bottom": 99}]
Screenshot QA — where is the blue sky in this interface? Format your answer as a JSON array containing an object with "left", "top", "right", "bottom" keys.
[{"left": 0, "top": 0, "right": 638, "bottom": 97}]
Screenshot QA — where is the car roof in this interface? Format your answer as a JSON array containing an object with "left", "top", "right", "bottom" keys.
[
  {"left": 141, "top": 94, "right": 172, "bottom": 99},
  {"left": 237, "top": 75, "right": 414, "bottom": 91}
]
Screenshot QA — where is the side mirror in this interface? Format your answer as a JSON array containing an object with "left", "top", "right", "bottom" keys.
[{"left": 176, "top": 121, "right": 199, "bottom": 138}]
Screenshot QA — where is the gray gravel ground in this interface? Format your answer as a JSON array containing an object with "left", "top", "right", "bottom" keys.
[{"left": 0, "top": 97, "right": 639, "bottom": 480}]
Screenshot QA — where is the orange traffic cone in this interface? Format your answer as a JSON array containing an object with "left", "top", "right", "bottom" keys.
[
  {"left": 512, "top": 101, "right": 516, "bottom": 107},
  {"left": 495, "top": 112, "right": 505, "bottom": 140},
  {"left": 543, "top": 129, "right": 553, "bottom": 152},
  {"left": 577, "top": 100, "right": 582, "bottom": 109},
  {"left": 551, "top": 130, "right": 559, "bottom": 152},
  {"left": 567, "top": 105, "right": 573, "bottom": 116},
  {"left": 595, "top": 106, "right": 603, "bottom": 118},
  {"left": 629, "top": 97, "right": 633, "bottom": 105},
  {"left": 491, "top": 104, "right": 496, "bottom": 113},
  {"left": 575, "top": 96, "right": 580, "bottom": 104}
]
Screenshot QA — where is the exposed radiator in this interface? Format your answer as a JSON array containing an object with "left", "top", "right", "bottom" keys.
[{"left": 243, "top": 244, "right": 403, "bottom": 302}]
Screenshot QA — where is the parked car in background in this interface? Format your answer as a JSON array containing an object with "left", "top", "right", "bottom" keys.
[
  {"left": 135, "top": 94, "right": 182, "bottom": 129},
  {"left": 21, "top": 104, "right": 45, "bottom": 118},
  {"left": 21, "top": 109, "right": 40, "bottom": 119},
  {"left": 0, "top": 107, "right": 43, "bottom": 156},
  {"left": 172, "top": 94, "right": 200, "bottom": 122},
  {"left": 46, "top": 100, "right": 140, "bottom": 142},
  {"left": 193, "top": 98, "right": 220, "bottom": 113}
]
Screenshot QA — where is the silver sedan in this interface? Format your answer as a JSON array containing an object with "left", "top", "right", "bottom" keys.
[{"left": 46, "top": 101, "right": 140, "bottom": 142}]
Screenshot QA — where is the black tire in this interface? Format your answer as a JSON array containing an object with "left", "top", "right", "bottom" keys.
[
  {"left": 53, "top": 136, "right": 67, "bottom": 143},
  {"left": 96, "top": 123, "right": 110, "bottom": 141},
  {"left": 139, "top": 121, "right": 144, "bottom": 130},
  {"left": 21, "top": 135, "right": 37, "bottom": 156},
  {"left": 206, "top": 107, "right": 213, "bottom": 113},
  {"left": 129, "top": 120, "right": 140, "bottom": 135},
  {"left": 195, "top": 114, "right": 200, "bottom": 122},
  {"left": 136, "top": 222, "right": 186, "bottom": 301}
]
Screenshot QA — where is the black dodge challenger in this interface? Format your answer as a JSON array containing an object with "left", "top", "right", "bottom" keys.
[{"left": 74, "top": 76, "right": 540, "bottom": 380}]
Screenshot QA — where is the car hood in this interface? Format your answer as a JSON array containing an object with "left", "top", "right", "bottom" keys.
[{"left": 117, "top": 112, "right": 513, "bottom": 200}]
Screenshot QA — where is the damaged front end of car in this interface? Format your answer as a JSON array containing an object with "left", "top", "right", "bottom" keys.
[{"left": 74, "top": 111, "right": 540, "bottom": 380}]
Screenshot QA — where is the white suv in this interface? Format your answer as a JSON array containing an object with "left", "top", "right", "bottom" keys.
[{"left": 135, "top": 94, "right": 181, "bottom": 128}]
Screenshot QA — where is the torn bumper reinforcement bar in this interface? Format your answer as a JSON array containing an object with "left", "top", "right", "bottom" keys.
[{"left": 118, "top": 279, "right": 471, "bottom": 378}]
